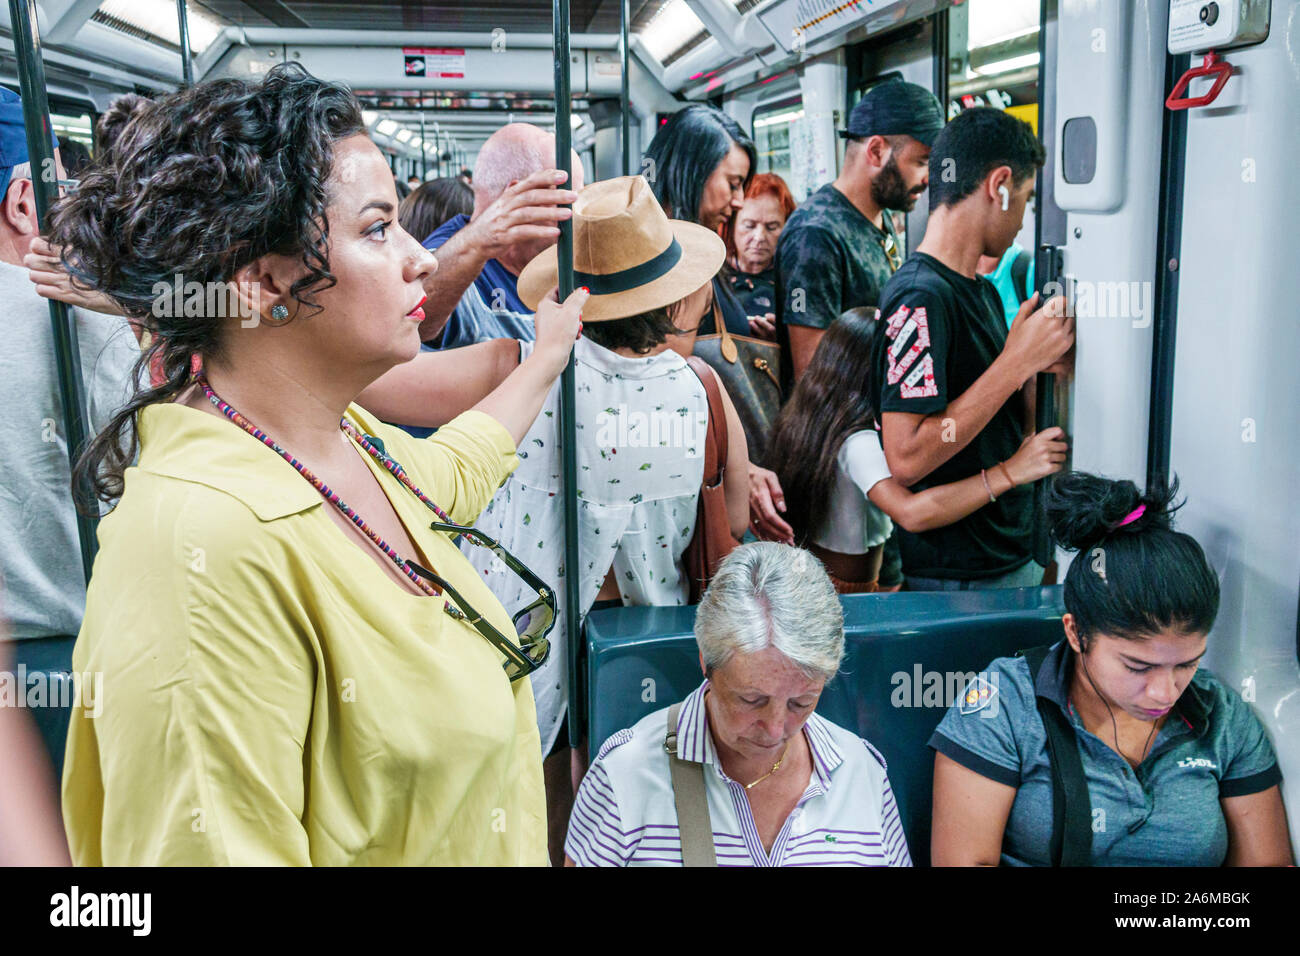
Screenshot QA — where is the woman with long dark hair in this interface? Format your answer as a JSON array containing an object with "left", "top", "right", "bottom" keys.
[
  {"left": 766, "top": 308, "right": 1066, "bottom": 592},
  {"left": 931, "top": 472, "right": 1292, "bottom": 866},
  {"left": 53, "top": 64, "right": 586, "bottom": 865},
  {"left": 643, "top": 104, "right": 758, "bottom": 341}
]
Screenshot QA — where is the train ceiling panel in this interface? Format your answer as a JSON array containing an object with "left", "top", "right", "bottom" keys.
[{"left": 195, "top": 0, "right": 658, "bottom": 33}]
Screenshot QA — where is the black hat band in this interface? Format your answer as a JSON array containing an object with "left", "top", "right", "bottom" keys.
[{"left": 572, "top": 237, "right": 682, "bottom": 295}]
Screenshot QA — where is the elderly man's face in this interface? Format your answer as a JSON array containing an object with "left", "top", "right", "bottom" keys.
[{"left": 705, "top": 644, "right": 825, "bottom": 762}]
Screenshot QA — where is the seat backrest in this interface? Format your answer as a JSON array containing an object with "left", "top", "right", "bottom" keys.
[{"left": 585, "top": 586, "right": 1065, "bottom": 866}]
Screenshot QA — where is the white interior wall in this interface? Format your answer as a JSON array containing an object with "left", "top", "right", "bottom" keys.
[{"left": 1166, "top": 3, "right": 1300, "bottom": 849}]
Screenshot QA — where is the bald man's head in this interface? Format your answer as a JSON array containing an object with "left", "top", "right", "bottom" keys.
[{"left": 472, "top": 122, "right": 584, "bottom": 215}]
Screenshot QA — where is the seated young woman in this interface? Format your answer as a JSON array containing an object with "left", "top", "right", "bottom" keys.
[
  {"left": 930, "top": 472, "right": 1292, "bottom": 866},
  {"left": 765, "top": 307, "right": 1067, "bottom": 592}
]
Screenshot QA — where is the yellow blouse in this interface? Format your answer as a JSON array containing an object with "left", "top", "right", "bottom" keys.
[{"left": 62, "top": 402, "right": 547, "bottom": 865}]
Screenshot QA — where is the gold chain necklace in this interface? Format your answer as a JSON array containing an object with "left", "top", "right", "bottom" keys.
[{"left": 743, "top": 740, "right": 792, "bottom": 790}]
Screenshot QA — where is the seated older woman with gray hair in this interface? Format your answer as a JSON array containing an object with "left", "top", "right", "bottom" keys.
[{"left": 564, "top": 542, "right": 910, "bottom": 867}]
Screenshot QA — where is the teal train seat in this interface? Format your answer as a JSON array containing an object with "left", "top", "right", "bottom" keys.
[{"left": 584, "top": 586, "right": 1066, "bottom": 866}]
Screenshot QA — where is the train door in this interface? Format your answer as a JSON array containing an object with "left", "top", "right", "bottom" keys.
[
  {"left": 1049, "top": 0, "right": 1298, "bottom": 846},
  {"left": 1158, "top": 1, "right": 1300, "bottom": 844},
  {"left": 751, "top": 92, "right": 803, "bottom": 196}
]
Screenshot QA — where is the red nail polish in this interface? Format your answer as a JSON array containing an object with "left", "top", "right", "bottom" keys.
[{"left": 580, "top": 286, "right": 590, "bottom": 295}]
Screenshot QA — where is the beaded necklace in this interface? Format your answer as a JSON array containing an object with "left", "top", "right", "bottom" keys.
[{"left": 198, "top": 377, "right": 453, "bottom": 603}]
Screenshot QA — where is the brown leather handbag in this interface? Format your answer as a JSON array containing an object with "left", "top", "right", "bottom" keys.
[
  {"left": 684, "top": 356, "right": 739, "bottom": 603},
  {"left": 691, "top": 300, "right": 782, "bottom": 463}
]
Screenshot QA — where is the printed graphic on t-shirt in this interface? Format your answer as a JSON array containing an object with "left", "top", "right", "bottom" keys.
[{"left": 883, "top": 305, "right": 938, "bottom": 399}]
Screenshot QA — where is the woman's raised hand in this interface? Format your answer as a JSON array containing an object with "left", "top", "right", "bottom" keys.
[
  {"left": 531, "top": 284, "right": 590, "bottom": 378},
  {"left": 472, "top": 284, "right": 591, "bottom": 445}
]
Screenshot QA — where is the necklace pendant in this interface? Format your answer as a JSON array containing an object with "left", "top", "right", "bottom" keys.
[{"left": 742, "top": 742, "right": 789, "bottom": 790}]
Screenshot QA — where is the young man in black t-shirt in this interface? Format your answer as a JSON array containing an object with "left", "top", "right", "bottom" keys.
[{"left": 875, "top": 107, "right": 1074, "bottom": 588}]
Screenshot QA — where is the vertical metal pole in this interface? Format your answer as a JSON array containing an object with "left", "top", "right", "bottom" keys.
[
  {"left": 554, "top": 0, "right": 581, "bottom": 749},
  {"left": 8, "top": 0, "right": 97, "bottom": 583},
  {"left": 1030, "top": 0, "right": 1058, "bottom": 571},
  {"left": 1146, "top": 51, "right": 1190, "bottom": 493},
  {"left": 175, "top": 0, "right": 194, "bottom": 86},
  {"left": 620, "top": 0, "right": 631, "bottom": 175},
  {"left": 931, "top": 9, "right": 949, "bottom": 111},
  {"left": 419, "top": 109, "right": 427, "bottom": 180}
]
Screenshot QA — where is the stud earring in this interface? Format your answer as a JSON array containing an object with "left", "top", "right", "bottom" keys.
[{"left": 270, "top": 304, "right": 289, "bottom": 321}]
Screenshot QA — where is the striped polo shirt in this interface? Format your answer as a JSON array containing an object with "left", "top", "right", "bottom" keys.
[{"left": 565, "top": 680, "right": 911, "bottom": 867}]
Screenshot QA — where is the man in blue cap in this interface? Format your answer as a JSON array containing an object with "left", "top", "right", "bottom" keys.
[
  {"left": 0, "top": 86, "right": 60, "bottom": 258},
  {"left": 0, "top": 86, "right": 138, "bottom": 780}
]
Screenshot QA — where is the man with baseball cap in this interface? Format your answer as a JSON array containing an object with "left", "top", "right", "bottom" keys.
[
  {"left": 755, "top": 79, "right": 943, "bottom": 577},
  {"left": 0, "top": 86, "right": 138, "bottom": 778}
]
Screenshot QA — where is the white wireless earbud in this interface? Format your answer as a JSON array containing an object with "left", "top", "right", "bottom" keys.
[{"left": 998, "top": 185, "right": 1010, "bottom": 211}]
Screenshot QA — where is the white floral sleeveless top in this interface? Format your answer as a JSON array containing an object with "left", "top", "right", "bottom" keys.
[{"left": 465, "top": 336, "right": 708, "bottom": 754}]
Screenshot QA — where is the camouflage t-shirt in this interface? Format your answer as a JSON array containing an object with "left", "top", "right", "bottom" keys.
[{"left": 774, "top": 183, "right": 899, "bottom": 393}]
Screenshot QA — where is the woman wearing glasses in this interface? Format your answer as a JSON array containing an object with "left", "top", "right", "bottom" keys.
[
  {"left": 54, "top": 65, "right": 584, "bottom": 865},
  {"left": 727, "top": 173, "right": 796, "bottom": 339}
]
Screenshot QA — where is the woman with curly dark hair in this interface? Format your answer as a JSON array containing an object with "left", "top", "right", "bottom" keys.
[{"left": 54, "top": 64, "right": 587, "bottom": 865}]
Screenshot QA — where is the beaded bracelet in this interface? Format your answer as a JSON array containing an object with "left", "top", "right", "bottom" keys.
[{"left": 981, "top": 468, "right": 997, "bottom": 503}]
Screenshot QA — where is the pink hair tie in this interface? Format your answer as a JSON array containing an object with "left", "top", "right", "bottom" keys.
[{"left": 1114, "top": 504, "right": 1146, "bottom": 529}]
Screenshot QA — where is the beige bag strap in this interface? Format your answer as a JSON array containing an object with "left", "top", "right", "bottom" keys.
[
  {"left": 665, "top": 702, "right": 717, "bottom": 867},
  {"left": 712, "top": 286, "right": 739, "bottom": 363}
]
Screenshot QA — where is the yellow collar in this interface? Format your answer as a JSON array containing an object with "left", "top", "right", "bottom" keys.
[{"left": 135, "top": 402, "right": 372, "bottom": 522}]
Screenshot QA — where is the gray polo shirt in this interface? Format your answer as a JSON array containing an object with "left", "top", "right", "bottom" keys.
[
  {"left": 0, "top": 260, "right": 138, "bottom": 639},
  {"left": 930, "top": 640, "right": 1281, "bottom": 866}
]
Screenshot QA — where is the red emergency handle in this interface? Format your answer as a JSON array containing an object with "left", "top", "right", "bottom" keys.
[{"left": 1166, "top": 50, "right": 1233, "bottom": 110}]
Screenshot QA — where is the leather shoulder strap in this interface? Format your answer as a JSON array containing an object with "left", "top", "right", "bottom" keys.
[
  {"left": 1020, "top": 645, "right": 1094, "bottom": 867},
  {"left": 665, "top": 703, "right": 717, "bottom": 867},
  {"left": 685, "top": 356, "right": 729, "bottom": 482},
  {"left": 713, "top": 292, "right": 740, "bottom": 362}
]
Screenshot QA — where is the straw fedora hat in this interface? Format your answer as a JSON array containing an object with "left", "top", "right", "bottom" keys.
[{"left": 517, "top": 174, "right": 725, "bottom": 322}]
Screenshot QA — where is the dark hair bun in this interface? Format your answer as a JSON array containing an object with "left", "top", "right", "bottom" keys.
[
  {"left": 1045, "top": 471, "right": 1180, "bottom": 552},
  {"left": 94, "top": 93, "right": 152, "bottom": 162}
]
